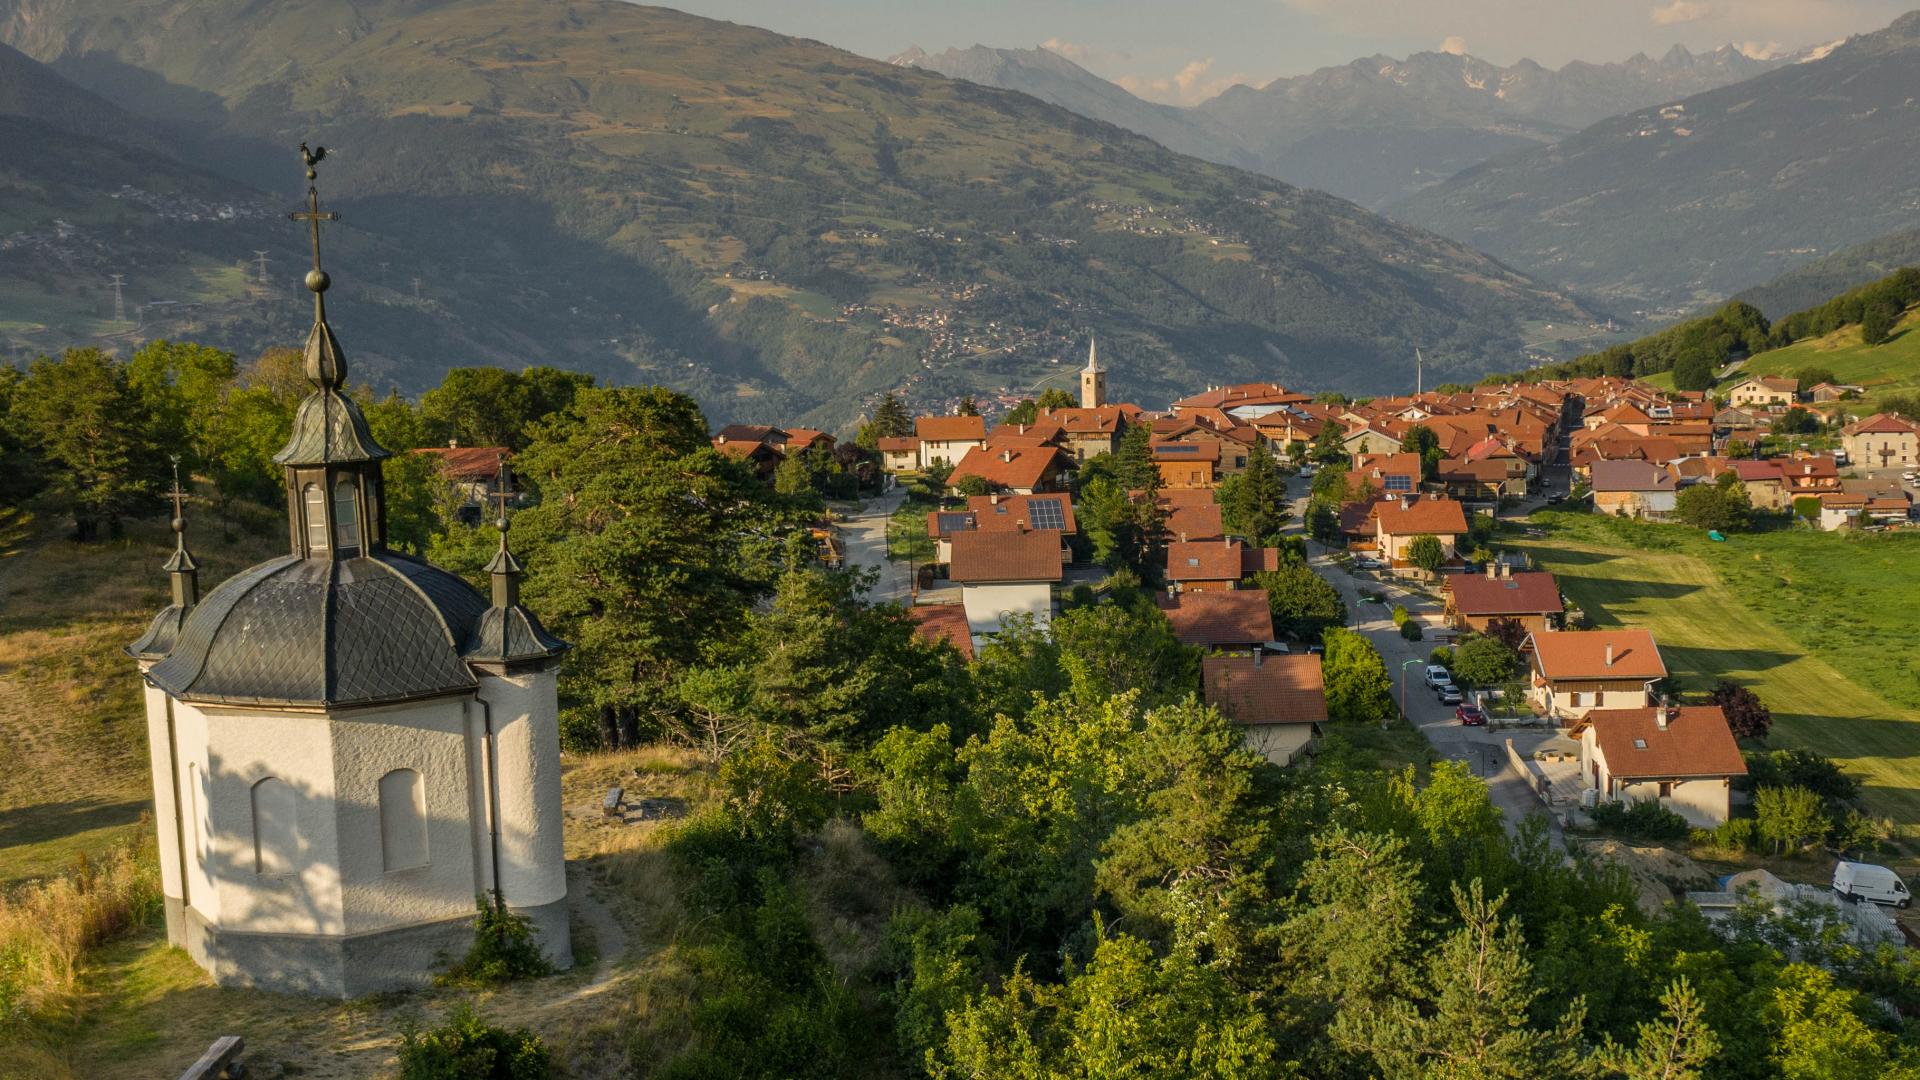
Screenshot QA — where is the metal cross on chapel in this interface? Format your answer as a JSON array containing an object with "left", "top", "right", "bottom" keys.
[{"left": 289, "top": 143, "right": 340, "bottom": 307}]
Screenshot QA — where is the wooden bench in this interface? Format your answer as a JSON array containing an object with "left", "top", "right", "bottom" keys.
[
  {"left": 179, "top": 1036, "right": 245, "bottom": 1079},
  {"left": 602, "top": 786, "right": 624, "bottom": 818}
]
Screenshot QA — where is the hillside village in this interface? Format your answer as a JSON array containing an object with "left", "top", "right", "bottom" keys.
[{"left": 686, "top": 335, "right": 1920, "bottom": 873}]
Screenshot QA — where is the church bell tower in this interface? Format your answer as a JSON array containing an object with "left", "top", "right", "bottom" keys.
[{"left": 1079, "top": 335, "right": 1106, "bottom": 409}]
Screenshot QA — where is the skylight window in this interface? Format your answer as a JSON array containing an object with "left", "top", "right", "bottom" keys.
[{"left": 1633, "top": 739, "right": 1647, "bottom": 749}]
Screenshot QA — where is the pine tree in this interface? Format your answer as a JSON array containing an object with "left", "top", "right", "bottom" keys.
[{"left": 1229, "top": 440, "right": 1289, "bottom": 545}]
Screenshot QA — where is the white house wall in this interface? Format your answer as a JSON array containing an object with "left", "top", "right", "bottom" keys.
[{"left": 960, "top": 582, "right": 1053, "bottom": 639}]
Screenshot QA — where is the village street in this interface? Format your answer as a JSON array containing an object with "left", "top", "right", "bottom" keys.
[
  {"left": 1285, "top": 474, "right": 1569, "bottom": 846},
  {"left": 840, "top": 485, "right": 913, "bottom": 603}
]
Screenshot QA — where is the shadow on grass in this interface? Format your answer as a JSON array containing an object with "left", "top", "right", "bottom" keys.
[{"left": 0, "top": 798, "right": 147, "bottom": 853}]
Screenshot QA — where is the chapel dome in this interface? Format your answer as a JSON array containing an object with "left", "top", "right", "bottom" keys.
[{"left": 146, "top": 551, "right": 491, "bottom": 708}]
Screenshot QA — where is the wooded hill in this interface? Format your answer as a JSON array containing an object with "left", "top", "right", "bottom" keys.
[{"left": 0, "top": 0, "right": 1597, "bottom": 429}]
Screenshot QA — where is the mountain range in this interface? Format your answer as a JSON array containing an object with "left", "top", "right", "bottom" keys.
[
  {"left": 1735, "top": 226, "right": 1920, "bottom": 319},
  {"left": 1392, "top": 12, "right": 1920, "bottom": 314},
  {"left": 896, "top": 41, "right": 1801, "bottom": 210},
  {"left": 0, "top": 0, "right": 1599, "bottom": 428}
]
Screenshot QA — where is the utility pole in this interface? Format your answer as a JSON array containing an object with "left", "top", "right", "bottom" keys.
[
  {"left": 108, "top": 274, "right": 126, "bottom": 322},
  {"left": 251, "top": 250, "right": 271, "bottom": 286},
  {"left": 411, "top": 276, "right": 423, "bottom": 300}
]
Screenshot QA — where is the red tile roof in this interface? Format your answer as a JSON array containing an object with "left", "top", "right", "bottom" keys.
[
  {"left": 1168, "top": 540, "right": 1245, "bottom": 582},
  {"left": 411, "top": 446, "right": 509, "bottom": 482},
  {"left": 1589, "top": 459, "right": 1676, "bottom": 493},
  {"left": 916, "top": 415, "right": 988, "bottom": 441},
  {"left": 947, "top": 529, "right": 1064, "bottom": 583},
  {"left": 1373, "top": 495, "right": 1469, "bottom": 536},
  {"left": 1203, "top": 654, "right": 1327, "bottom": 725},
  {"left": 906, "top": 605, "right": 974, "bottom": 660},
  {"left": 1448, "top": 571, "right": 1563, "bottom": 617},
  {"left": 1573, "top": 706, "right": 1747, "bottom": 778},
  {"left": 1844, "top": 413, "right": 1920, "bottom": 436},
  {"left": 877, "top": 436, "right": 920, "bottom": 452},
  {"left": 1157, "top": 592, "right": 1275, "bottom": 647},
  {"left": 1166, "top": 502, "right": 1225, "bottom": 542},
  {"left": 1240, "top": 546, "right": 1285, "bottom": 574},
  {"left": 1530, "top": 630, "right": 1665, "bottom": 680},
  {"left": 949, "top": 444, "right": 1067, "bottom": 491},
  {"left": 965, "top": 493, "right": 1077, "bottom": 534}
]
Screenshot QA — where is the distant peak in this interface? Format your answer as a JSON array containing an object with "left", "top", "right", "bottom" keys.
[{"left": 888, "top": 45, "right": 928, "bottom": 67}]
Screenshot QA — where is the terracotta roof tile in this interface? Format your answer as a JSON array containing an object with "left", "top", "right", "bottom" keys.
[
  {"left": 1203, "top": 654, "right": 1327, "bottom": 725},
  {"left": 1168, "top": 540, "right": 1244, "bottom": 582},
  {"left": 1448, "top": 571, "right": 1563, "bottom": 616},
  {"left": 1166, "top": 502, "right": 1224, "bottom": 541},
  {"left": 1573, "top": 706, "right": 1747, "bottom": 778},
  {"left": 906, "top": 605, "right": 974, "bottom": 660},
  {"left": 948, "top": 529, "right": 1064, "bottom": 583},
  {"left": 1374, "top": 495, "right": 1469, "bottom": 536},
  {"left": 411, "top": 446, "right": 510, "bottom": 482},
  {"left": 949, "top": 444, "right": 1067, "bottom": 491},
  {"left": 1530, "top": 630, "right": 1665, "bottom": 680},
  {"left": 916, "top": 415, "right": 988, "bottom": 441},
  {"left": 1157, "top": 591, "right": 1275, "bottom": 647}
]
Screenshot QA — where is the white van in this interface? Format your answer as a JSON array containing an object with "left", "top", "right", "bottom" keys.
[{"left": 1833, "top": 861, "right": 1912, "bottom": 908}]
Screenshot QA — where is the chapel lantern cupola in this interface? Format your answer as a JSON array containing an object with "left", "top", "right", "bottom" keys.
[{"left": 271, "top": 143, "right": 391, "bottom": 559}]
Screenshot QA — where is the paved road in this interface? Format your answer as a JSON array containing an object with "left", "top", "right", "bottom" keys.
[
  {"left": 1285, "top": 473, "right": 1566, "bottom": 845},
  {"left": 841, "top": 487, "right": 912, "bottom": 603}
]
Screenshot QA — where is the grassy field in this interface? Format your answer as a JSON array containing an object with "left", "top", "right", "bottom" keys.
[
  {"left": 1507, "top": 512, "right": 1920, "bottom": 834},
  {"left": 1742, "top": 308, "right": 1920, "bottom": 412}
]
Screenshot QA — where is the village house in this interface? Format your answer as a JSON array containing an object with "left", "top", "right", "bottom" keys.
[
  {"left": 1779, "top": 454, "right": 1842, "bottom": 499},
  {"left": 1372, "top": 495, "right": 1469, "bottom": 571},
  {"left": 1153, "top": 441, "right": 1220, "bottom": 489},
  {"left": 915, "top": 414, "right": 988, "bottom": 471},
  {"left": 1431, "top": 458, "right": 1525, "bottom": 504},
  {"left": 925, "top": 493, "right": 1076, "bottom": 564},
  {"left": 877, "top": 436, "right": 920, "bottom": 474},
  {"left": 1842, "top": 413, "right": 1920, "bottom": 469},
  {"left": 408, "top": 444, "right": 512, "bottom": 523},
  {"left": 1157, "top": 591, "right": 1276, "bottom": 651},
  {"left": 1171, "top": 382, "right": 1311, "bottom": 422},
  {"left": 1352, "top": 451, "right": 1423, "bottom": 499},
  {"left": 947, "top": 443, "right": 1070, "bottom": 495},
  {"left": 711, "top": 437, "right": 784, "bottom": 480},
  {"left": 1572, "top": 705, "right": 1747, "bottom": 827},
  {"left": 1167, "top": 539, "right": 1249, "bottom": 592},
  {"left": 1725, "top": 460, "right": 1790, "bottom": 511},
  {"left": 1526, "top": 629, "right": 1666, "bottom": 719},
  {"left": 1589, "top": 459, "right": 1677, "bottom": 520},
  {"left": 1725, "top": 376, "right": 1800, "bottom": 410},
  {"left": 946, "top": 529, "right": 1062, "bottom": 642},
  {"left": 1163, "top": 495, "right": 1225, "bottom": 542},
  {"left": 1202, "top": 653, "right": 1327, "bottom": 766},
  {"left": 1808, "top": 382, "right": 1856, "bottom": 403},
  {"left": 1817, "top": 482, "right": 1913, "bottom": 530},
  {"left": 1444, "top": 567, "right": 1563, "bottom": 636}
]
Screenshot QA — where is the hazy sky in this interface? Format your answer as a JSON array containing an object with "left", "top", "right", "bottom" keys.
[{"left": 656, "top": 0, "right": 1912, "bottom": 104}]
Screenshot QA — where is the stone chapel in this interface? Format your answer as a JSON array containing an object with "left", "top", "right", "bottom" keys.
[{"left": 125, "top": 145, "right": 572, "bottom": 997}]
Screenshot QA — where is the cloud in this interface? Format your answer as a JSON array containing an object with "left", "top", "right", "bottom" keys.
[
  {"left": 1039, "top": 38, "right": 1132, "bottom": 66},
  {"left": 1734, "top": 39, "right": 1785, "bottom": 58},
  {"left": 1112, "top": 56, "right": 1258, "bottom": 105},
  {"left": 1649, "top": 1, "right": 1711, "bottom": 26},
  {"left": 1440, "top": 35, "right": 1469, "bottom": 54}
]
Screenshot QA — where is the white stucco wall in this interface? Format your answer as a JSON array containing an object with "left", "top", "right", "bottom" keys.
[
  {"left": 1240, "top": 724, "right": 1313, "bottom": 766},
  {"left": 960, "top": 582, "right": 1053, "bottom": 639},
  {"left": 1614, "top": 777, "right": 1731, "bottom": 828},
  {"left": 478, "top": 672, "right": 568, "bottom": 912},
  {"left": 139, "top": 675, "right": 186, "bottom": 910},
  {"left": 1534, "top": 685, "right": 1650, "bottom": 719},
  {"left": 198, "top": 704, "right": 343, "bottom": 935},
  {"left": 331, "top": 697, "right": 479, "bottom": 936}
]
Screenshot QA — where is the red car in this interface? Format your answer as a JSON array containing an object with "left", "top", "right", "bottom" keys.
[{"left": 1455, "top": 704, "right": 1487, "bottom": 726}]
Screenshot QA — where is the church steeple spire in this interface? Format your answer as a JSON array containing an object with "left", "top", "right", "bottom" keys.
[
  {"left": 127, "top": 457, "right": 201, "bottom": 661},
  {"left": 485, "top": 456, "right": 525, "bottom": 609},
  {"left": 1079, "top": 334, "right": 1107, "bottom": 409}
]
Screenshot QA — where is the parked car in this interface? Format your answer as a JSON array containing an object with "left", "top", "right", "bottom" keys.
[
  {"left": 1435, "top": 683, "right": 1464, "bottom": 706},
  {"left": 1423, "top": 665, "right": 1452, "bottom": 689},
  {"left": 1546, "top": 493, "right": 1566, "bottom": 505},
  {"left": 1455, "top": 704, "right": 1487, "bottom": 726},
  {"left": 1354, "top": 557, "right": 1386, "bottom": 570},
  {"left": 1904, "top": 471, "right": 1917, "bottom": 484},
  {"left": 1834, "top": 861, "right": 1912, "bottom": 908}
]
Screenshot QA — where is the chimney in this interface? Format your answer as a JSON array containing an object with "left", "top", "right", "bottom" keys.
[
  {"left": 1001, "top": 449, "right": 1014, "bottom": 463},
  {"left": 990, "top": 493, "right": 1001, "bottom": 505},
  {"left": 1180, "top": 532, "right": 1188, "bottom": 543},
  {"left": 1500, "top": 561, "right": 1511, "bottom": 580},
  {"left": 1485, "top": 561, "right": 1497, "bottom": 579},
  {"left": 1016, "top": 518, "right": 1026, "bottom": 531},
  {"left": 448, "top": 437, "right": 460, "bottom": 449},
  {"left": 1254, "top": 649, "right": 1264, "bottom": 668},
  {"left": 1605, "top": 643, "right": 1614, "bottom": 667}
]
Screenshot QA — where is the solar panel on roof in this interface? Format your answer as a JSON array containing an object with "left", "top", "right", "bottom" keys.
[
  {"left": 1026, "top": 498, "right": 1065, "bottom": 530},
  {"left": 936, "top": 513, "right": 973, "bottom": 534},
  {"left": 1159, "top": 444, "right": 1200, "bottom": 454}
]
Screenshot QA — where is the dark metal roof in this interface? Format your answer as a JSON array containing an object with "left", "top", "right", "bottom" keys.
[
  {"left": 146, "top": 552, "right": 491, "bottom": 708},
  {"left": 274, "top": 388, "right": 390, "bottom": 466},
  {"left": 463, "top": 606, "right": 568, "bottom": 666},
  {"left": 127, "top": 605, "right": 190, "bottom": 662}
]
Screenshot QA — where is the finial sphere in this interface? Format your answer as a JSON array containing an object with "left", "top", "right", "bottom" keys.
[{"left": 305, "top": 268, "right": 331, "bottom": 293}]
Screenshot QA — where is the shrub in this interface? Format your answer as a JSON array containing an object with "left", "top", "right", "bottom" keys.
[
  {"left": 1390, "top": 605, "right": 1410, "bottom": 627},
  {"left": 1588, "top": 799, "right": 1689, "bottom": 841},
  {"left": 1399, "top": 620, "right": 1423, "bottom": 642},
  {"left": 1693, "top": 817, "right": 1758, "bottom": 853},
  {"left": 0, "top": 843, "right": 160, "bottom": 1028},
  {"left": 399, "top": 1002, "right": 550, "bottom": 1080},
  {"left": 440, "top": 897, "right": 552, "bottom": 987},
  {"left": 1427, "top": 646, "right": 1454, "bottom": 669},
  {"left": 1755, "top": 785, "right": 1829, "bottom": 855}
]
